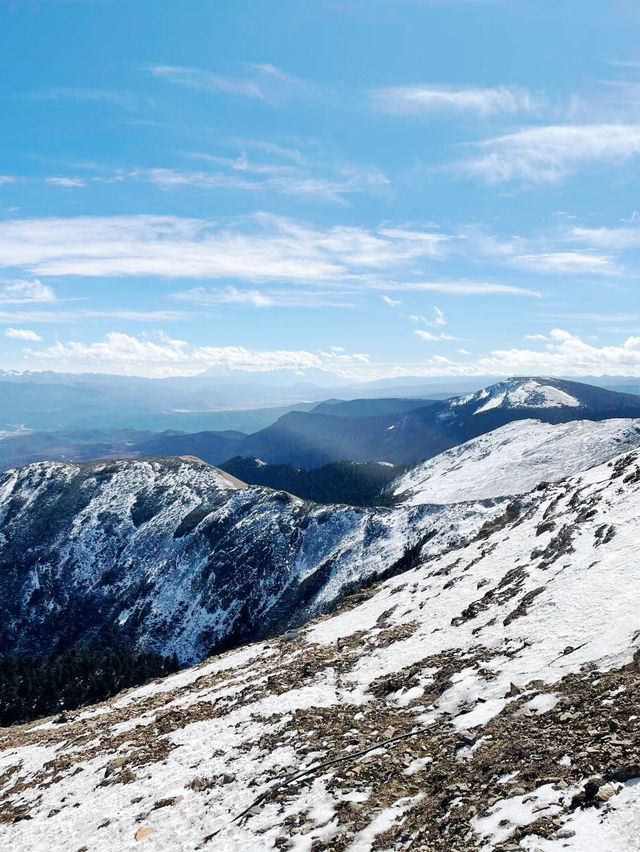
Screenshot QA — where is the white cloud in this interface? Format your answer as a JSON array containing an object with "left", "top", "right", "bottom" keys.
[
  {"left": 45, "top": 177, "right": 86, "bottom": 188},
  {"left": 4, "top": 327, "right": 41, "bottom": 341},
  {"left": 381, "top": 295, "right": 402, "bottom": 307},
  {"left": 510, "top": 251, "right": 622, "bottom": 276},
  {"left": 0, "top": 279, "right": 56, "bottom": 304},
  {"left": 371, "top": 84, "right": 538, "bottom": 116},
  {"left": 0, "top": 176, "right": 15, "bottom": 186},
  {"left": 26, "top": 331, "right": 372, "bottom": 378},
  {"left": 148, "top": 63, "right": 320, "bottom": 105},
  {"left": 455, "top": 124, "right": 640, "bottom": 184},
  {"left": 401, "top": 329, "right": 640, "bottom": 377}
]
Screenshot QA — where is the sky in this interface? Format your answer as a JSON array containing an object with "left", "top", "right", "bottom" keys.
[{"left": 1, "top": 0, "right": 640, "bottom": 380}]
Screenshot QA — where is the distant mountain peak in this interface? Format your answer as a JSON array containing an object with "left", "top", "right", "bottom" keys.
[{"left": 451, "top": 376, "right": 583, "bottom": 414}]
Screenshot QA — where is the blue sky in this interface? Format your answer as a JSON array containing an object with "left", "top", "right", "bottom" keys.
[{"left": 1, "top": 0, "right": 640, "bottom": 379}]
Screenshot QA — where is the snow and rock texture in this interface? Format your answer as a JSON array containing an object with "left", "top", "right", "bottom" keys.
[
  {"left": 0, "top": 456, "right": 505, "bottom": 663},
  {"left": 393, "top": 417, "right": 640, "bottom": 504},
  {"left": 3, "top": 448, "right": 640, "bottom": 850}
]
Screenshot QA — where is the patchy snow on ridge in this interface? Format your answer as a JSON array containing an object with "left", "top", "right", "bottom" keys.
[
  {"left": 393, "top": 418, "right": 640, "bottom": 504},
  {"left": 2, "top": 447, "right": 640, "bottom": 850}
]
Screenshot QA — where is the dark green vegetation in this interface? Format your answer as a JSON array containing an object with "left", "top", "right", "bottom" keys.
[
  {"left": 218, "top": 457, "right": 402, "bottom": 506},
  {"left": 0, "top": 644, "right": 179, "bottom": 726}
]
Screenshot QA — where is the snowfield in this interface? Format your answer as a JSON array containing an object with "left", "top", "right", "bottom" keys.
[
  {"left": 2, "top": 438, "right": 640, "bottom": 850},
  {"left": 393, "top": 417, "right": 640, "bottom": 504}
]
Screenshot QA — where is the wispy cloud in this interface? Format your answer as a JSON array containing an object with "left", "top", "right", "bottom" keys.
[
  {"left": 371, "top": 84, "right": 538, "bottom": 116},
  {"left": 0, "top": 309, "right": 185, "bottom": 324},
  {"left": 410, "top": 306, "right": 447, "bottom": 326},
  {"left": 0, "top": 215, "right": 542, "bottom": 307},
  {"left": 4, "top": 327, "right": 41, "bottom": 342},
  {"left": 45, "top": 177, "right": 86, "bottom": 188},
  {"left": 132, "top": 162, "right": 389, "bottom": 204},
  {"left": 454, "top": 124, "right": 640, "bottom": 183},
  {"left": 381, "top": 294, "right": 402, "bottom": 307},
  {"left": 542, "top": 312, "right": 639, "bottom": 323},
  {"left": 385, "top": 280, "right": 540, "bottom": 296},
  {"left": 172, "top": 285, "right": 355, "bottom": 309},
  {"left": 0, "top": 279, "right": 56, "bottom": 304},
  {"left": 27, "top": 87, "right": 139, "bottom": 110},
  {"left": 234, "top": 139, "right": 305, "bottom": 164},
  {"left": 509, "top": 251, "right": 622, "bottom": 277},
  {"left": 569, "top": 225, "right": 640, "bottom": 250},
  {"left": 148, "top": 63, "right": 321, "bottom": 106},
  {"left": 0, "top": 213, "right": 449, "bottom": 283},
  {"left": 414, "top": 329, "right": 459, "bottom": 342}
]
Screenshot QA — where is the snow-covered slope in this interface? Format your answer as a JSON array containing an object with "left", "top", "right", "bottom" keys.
[
  {"left": 0, "top": 456, "right": 505, "bottom": 663},
  {"left": 393, "top": 418, "right": 640, "bottom": 504},
  {"left": 3, "top": 448, "right": 640, "bottom": 850}
]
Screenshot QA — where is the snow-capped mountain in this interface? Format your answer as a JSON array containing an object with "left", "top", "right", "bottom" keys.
[
  {"left": 2, "top": 444, "right": 640, "bottom": 850},
  {"left": 450, "top": 377, "right": 584, "bottom": 414},
  {"left": 393, "top": 417, "right": 640, "bottom": 504},
  {"left": 0, "top": 455, "right": 506, "bottom": 663}
]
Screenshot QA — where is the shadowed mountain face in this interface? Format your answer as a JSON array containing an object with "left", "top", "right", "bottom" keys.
[
  {"left": 144, "top": 377, "right": 640, "bottom": 469},
  {"left": 218, "top": 457, "right": 401, "bottom": 506},
  {"left": 239, "top": 377, "right": 640, "bottom": 466}
]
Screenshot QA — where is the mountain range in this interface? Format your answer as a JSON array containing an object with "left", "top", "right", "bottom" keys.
[
  {"left": 3, "top": 378, "right": 640, "bottom": 486},
  {"left": 1, "top": 400, "right": 640, "bottom": 850}
]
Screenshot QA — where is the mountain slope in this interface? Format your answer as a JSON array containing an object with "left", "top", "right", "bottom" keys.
[
  {"left": 393, "top": 417, "right": 640, "bottom": 504},
  {"left": 2, "top": 447, "right": 640, "bottom": 850},
  {"left": 0, "top": 456, "right": 505, "bottom": 663}
]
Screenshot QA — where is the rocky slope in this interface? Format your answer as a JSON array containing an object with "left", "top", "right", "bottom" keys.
[
  {"left": 2, "top": 445, "right": 640, "bottom": 850},
  {"left": 0, "top": 455, "right": 505, "bottom": 663}
]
